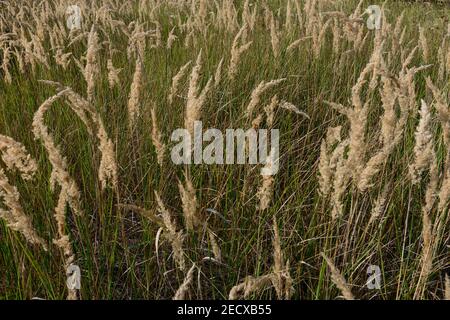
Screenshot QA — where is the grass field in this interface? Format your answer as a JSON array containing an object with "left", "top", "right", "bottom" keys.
[{"left": 0, "top": 0, "right": 449, "bottom": 300}]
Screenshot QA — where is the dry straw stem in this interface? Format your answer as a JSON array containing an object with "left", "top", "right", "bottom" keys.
[
  {"left": 228, "top": 23, "right": 252, "bottom": 81},
  {"left": 150, "top": 105, "right": 166, "bottom": 166},
  {"left": 173, "top": 263, "right": 196, "bottom": 300},
  {"left": 168, "top": 60, "right": 191, "bottom": 104},
  {"left": 127, "top": 56, "right": 143, "bottom": 130},
  {"left": 185, "top": 50, "right": 212, "bottom": 136},
  {"left": 246, "top": 79, "right": 286, "bottom": 118},
  {"left": 321, "top": 253, "right": 355, "bottom": 300}
]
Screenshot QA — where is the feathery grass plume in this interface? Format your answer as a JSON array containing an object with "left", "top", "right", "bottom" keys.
[
  {"left": 348, "top": 65, "right": 372, "bottom": 179},
  {"left": 127, "top": 56, "right": 143, "bottom": 130},
  {"left": 127, "top": 22, "right": 152, "bottom": 59},
  {"left": 272, "top": 216, "right": 294, "bottom": 300},
  {"left": 330, "top": 140, "right": 351, "bottom": 220},
  {"left": 321, "top": 253, "right": 355, "bottom": 300},
  {"left": 426, "top": 77, "right": 450, "bottom": 211},
  {"left": 358, "top": 75, "right": 402, "bottom": 191},
  {"left": 118, "top": 203, "right": 164, "bottom": 227},
  {"left": 229, "top": 274, "right": 274, "bottom": 300},
  {"left": 312, "top": 17, "right": 331, "bottom": 58},
  {"left": 173, "top": 263, "right": 196, "bottom": 300},
  {"left": 95, "top": 120, "right": 118, "bottom": 190},
  {"left": 107, "top": 58, "right": 121, "bottom": 89},
  {"left": 0, "top": 169, "right": 47, "bottom": 251},
  {"left": 32, "top": 91, "right": 83, "bottom": 217},
  {"left": 318, "top": 126, "right": 342, "bottom": 196},
  {"left": 166, "top": 27, "right": 177, "bottom": 49},
  {"left": 150, "top": 105, "right": 166, "bottom": 166},
  {"left": 185, "top": 50, "right": 212, "bottom": 136},
  {"left": 33, "top": 91, "right": 83, "bottom": 300},
  {"left": 252, "top": 114, "right": 263, "bottom": 130},
  {"left": 414, "top": 158, "right": 438, "bottom": 300},
  {"left": 264, "top": 95, "right": 278, "bottom": 128},
  {"left": 418, "top": 25, "right": 429, "bottom": 64},
  {"left": 85, "top": 25, "right": 100, "bottom": 102},
  {"left": 154, "top": 191, "right": 186, "bottom": 270},
  {"left": 391, "top": 11, "right": 405, "bottom": 56},
  {"left": 286, "top": 36, "right": 311, "bottom": 52},
  {"left": 178, "top": 174, "right": 201, "bottom": 231},
  {"left": 257, "top": 148, "right": 277, "bottom": 210},
  {"left": 214, "top": 57, "right": 224, "bottom": 87},
  {"left": 228, "top": 24, "right": 252, "bottom": 82},
  {"left": 0, "top": 134, "right": 38, "bottom": 180},
  {"left": 331, "top": 18, "right": 341, "bottom": 55},
  {"left": 325, "top": 60, "right": 374, "bottom": 184},
  {"left": 285, "top": 0, "right": 293, "bottom": 32},
  {"left": 246, "top": 79, "right": 285, "bottom": 118},
  {"left": 257, "top": 171, "right": 274, "bottom": 211},
  {"left": 207, "top": 228, "right": 222, "bottom": 262},
  {"left": 168, "top": 60, "right": 191, "bottom": 104},
  {"left": 54, "top": 48, "right": 72, "bottom": 70},
  {"left": 56, "top": 86, "right": 118, "bottom": 190},
  {"left": 279, "top": 101, "right": 310, "bottom": 119},
  {"left": 398, "top": 47, "right": 432, "bottom": 114},
  {"left": 1, "top": 45, "right": 12, "bottom": 83},
  {"left": 369, "top": 182, "right": 390, "bottom": 225},
  {"left": 410, "top": 100, "right": 435, "bottom": 184},
  {"left": 446, "top": 274, "right": 450, "bottom": 300},
  {"left": 243, "top": 0, "right": 257, "bottom": 31},
  {"left": 270, "top": 13, "right": 280, "bottom": 58}
]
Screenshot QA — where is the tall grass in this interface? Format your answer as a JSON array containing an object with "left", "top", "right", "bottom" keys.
[{"left": 0, "top": 0, "right": 448, "bottom": 300}]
